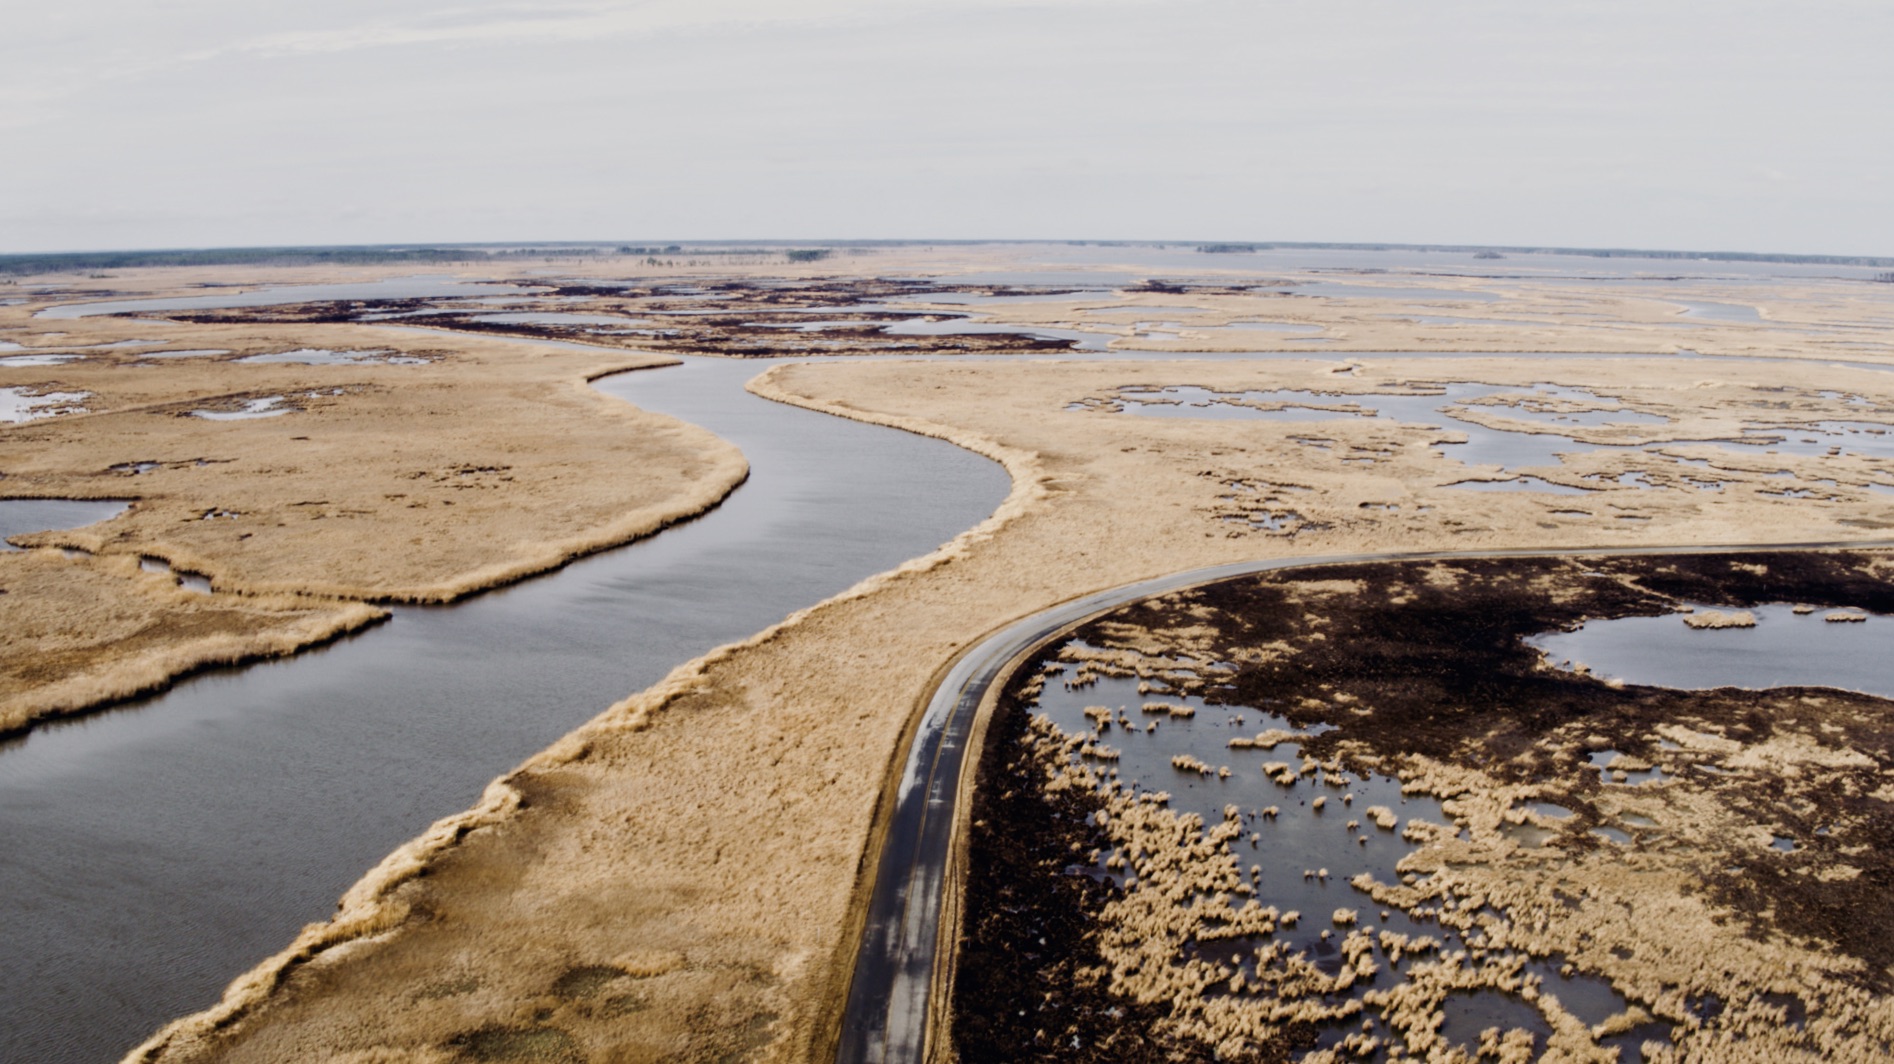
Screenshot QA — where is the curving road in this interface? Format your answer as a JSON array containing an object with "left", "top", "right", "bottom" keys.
[{"left": 835, "top": 539, "right": 1894, "bottom": 1063}]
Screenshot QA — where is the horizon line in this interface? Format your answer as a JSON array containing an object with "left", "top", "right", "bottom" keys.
[{"left": 4, "top": 238, "right": 1892, "bottom": 272}]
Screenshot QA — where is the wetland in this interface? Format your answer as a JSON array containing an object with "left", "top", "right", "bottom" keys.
[
  {"left": 960, "top": 550, "right": 1894, "bottom": 1062},
  {"left": 4, "top": 243, "right": 1893, "bottom": 1062}
]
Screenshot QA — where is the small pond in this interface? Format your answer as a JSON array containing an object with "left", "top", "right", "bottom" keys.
[
  {"left": 190, "top": 396, "right": 293, "bottom": 420},
  {"left": 0, "top": 387, "right": 89, "bottom": 423},
  {"left": 0, "top": 499, "right": 130, "bottom": 549},
  {"left": 1529, "top": 603, "right": 1894, "bottom": 699},
  {"left": 236, "top": 348, "right": 425, "bottom": 366}
]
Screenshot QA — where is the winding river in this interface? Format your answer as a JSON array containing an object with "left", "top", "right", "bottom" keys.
[{"left": 0, "top": 349, "right": 1008, "bottom": 1064}]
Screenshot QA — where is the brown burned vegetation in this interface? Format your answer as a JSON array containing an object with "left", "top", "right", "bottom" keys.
[
  {"left": 139, "top": 278, "right": 1111, "bottom": 358},
  {"left": 956, "top": 673, "right": 1293, "bottom": 1063},
  {"left": 961, "top": 550, "right": 1894, "bottom": 1061},
  {"left": 1123, "top": 280, "right": 1294, "bottom": 297},
  {"left": 1176, "top": 551, "right": 1894, "bottom": 985}
]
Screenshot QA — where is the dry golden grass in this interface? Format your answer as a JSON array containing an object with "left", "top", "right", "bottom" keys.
[
  {"left": 0, "top": 549, "right": 384, "bottom": 734},
  {"left": 1684, "top": 608, "right": 1757, "bottom": 629},
  {"left": 0, "top": 317, "right": 745, "bottom": 601},
  {"left": 0, "top": 290, "right": 747, "bottom": 732}
]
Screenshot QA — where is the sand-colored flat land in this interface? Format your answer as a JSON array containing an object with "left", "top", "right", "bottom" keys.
[
  {"left": 21, "top": 243, "right": 1889, "bottom": 366},
  {"left": 129, "top": 335, "right": 1894, "bottom": 1061},
  {"left": 0, "top": 290, "right": 747, "bottom": 732},
  {"left": 930, "top": 275, "right": 1894, "bottom": 362}
]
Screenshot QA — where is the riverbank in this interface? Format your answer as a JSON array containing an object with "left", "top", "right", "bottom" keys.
[
  {"left": 0, "top": 550, "right": 386, "bottom": 735},
  {"left": 0, "top": 296, "right": 748, "bottom": 733}
]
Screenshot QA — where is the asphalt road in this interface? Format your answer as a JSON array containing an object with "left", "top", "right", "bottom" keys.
[{"left": 833, "top": 539, "right": 1894, "bottom": 1063}]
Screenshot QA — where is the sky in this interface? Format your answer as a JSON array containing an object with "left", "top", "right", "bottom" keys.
[{"left": 4, "top": 0, "right": 1891, "bottom": 255}]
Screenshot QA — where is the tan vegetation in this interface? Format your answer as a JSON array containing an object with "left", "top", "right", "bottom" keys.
[
  {"left": 1, "top": 292, "right": 747, "bottom": 731},
  {"left": 0, "top": 549, "right": 383, "bottom": 734},
  {"left": 9, "top": 248, "right": 1883, "bottom": 1061},
  {"left": 1684, "top": 608, "right": 1756, "bottom": 629}
]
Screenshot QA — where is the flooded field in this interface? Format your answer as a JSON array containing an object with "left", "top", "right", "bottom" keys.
[
  {"left": 0, "top": 386, "right": 90, "bottom": 423},
  {"left": 959, "top": 549, "right": 1894, "bottom": 1062},
  {"left": 188, "top": 395, "right": 294, "bottom": 419},
  {"left": 234, "top": 347, "right": 424, "bottom": 365},
  {"left": 1011, "top": 656, "right": 1643, "bottom": 1060},
  {"left": 1073, "top": 379, "right": 1894, "bottom": 508}
]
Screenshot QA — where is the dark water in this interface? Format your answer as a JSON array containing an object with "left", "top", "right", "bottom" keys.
[
  {"left": 1026, "top": 653, "right": 1626, "bottom": 1056},
  {"left": 1529, "top": 603, "right": 1894, "bottom": 698},
  {"left": 0, "top": 499, "right": 130, "bottom": 549},
  {"left": 0, "top": 355, "right": 1009, "bottom": 1063}
]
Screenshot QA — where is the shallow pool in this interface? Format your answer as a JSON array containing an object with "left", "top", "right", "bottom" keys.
[{"left": 1529, "top": 603, "right": 1894, "bottom": 699}]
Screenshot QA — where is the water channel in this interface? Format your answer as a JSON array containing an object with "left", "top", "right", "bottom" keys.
[
  {"left": 0, "top": 350, "right": 1008, "bottom": 1063},
  {"left": 0, "top": 500, "right": 130, "bottom": 549}
]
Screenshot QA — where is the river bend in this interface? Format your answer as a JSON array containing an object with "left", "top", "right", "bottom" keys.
[{"left": 0, "top": 353, "right": 1008, "bottom": 1064}]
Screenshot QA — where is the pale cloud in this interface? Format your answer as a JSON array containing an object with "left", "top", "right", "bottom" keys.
[
  {"left": 4, "top": 0, "right": 1890, "bottom": 253},
  {"left": 1, "top": 0, "right": 1134, "bottom": 121}
]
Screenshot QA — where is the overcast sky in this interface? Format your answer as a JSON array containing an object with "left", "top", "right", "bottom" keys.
[{"left": 4, "top": 1, "right": 1890, "bottom": 255}]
